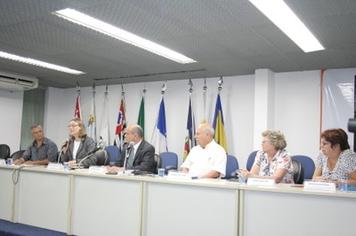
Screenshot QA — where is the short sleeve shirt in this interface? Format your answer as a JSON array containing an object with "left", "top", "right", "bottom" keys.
[
  {"left": 254, "top": 149, "right": 294, "bottom": 183},
  {"left": 23, "top": 137, "right": 58, "bottom": 162},
  {"left": 181, "top": 140, "right": 227, "bottom": 178},
  {"left": 316, "top": 149, "right": 356, "bottom": 181}
]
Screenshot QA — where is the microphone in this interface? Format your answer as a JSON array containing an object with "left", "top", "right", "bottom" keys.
[
  {"left": 127, "top": 141, "right": 134, "bottom": 149},
  {"left": 57, "top": 138, "right": 69, "bottom": 163}
]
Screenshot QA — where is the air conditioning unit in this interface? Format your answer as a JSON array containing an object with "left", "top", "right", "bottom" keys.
[{"left": 0, "top": 71, "right": 39, "bottom": 91}]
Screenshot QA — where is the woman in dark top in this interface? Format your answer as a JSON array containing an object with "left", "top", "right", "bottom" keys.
[{"left": 61, "top": 118, "right": 96, "bottom": 168}]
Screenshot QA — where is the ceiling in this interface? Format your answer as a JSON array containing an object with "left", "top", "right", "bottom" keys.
[{"left": 0, "top": 0, "right": 356, "bottom": 88}]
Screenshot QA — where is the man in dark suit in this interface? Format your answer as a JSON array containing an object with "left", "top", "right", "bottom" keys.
[{"left": 108, "top": 124, "right": 156, "bottom": 173}]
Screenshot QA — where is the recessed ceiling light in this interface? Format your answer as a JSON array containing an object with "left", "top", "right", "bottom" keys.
[
  {"left": 53, "top": 8, "right": 197, "bottom": 64},
  {"left": 249, "top": 0, "right": 324, "bottom": 53},
  {"left": 0, "top": 51, "right": 85, "bottom": 75}
]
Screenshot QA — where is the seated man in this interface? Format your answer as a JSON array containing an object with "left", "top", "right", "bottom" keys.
[
  {"left": 14, "top": 124, "right": 58, "bottom": 165},
  {"left": 107, "top": 124, "right": 155, "bottom": 173},
  {"left": 180, "top": 123, "right": 227, "bottom": 178}
]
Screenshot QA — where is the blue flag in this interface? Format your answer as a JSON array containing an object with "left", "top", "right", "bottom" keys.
[
  {"left": 151, "top": 97, "right": 168, "bottom": 154},
  {"left": 183, "top": 97, "right": 195, "bottom": 160}
]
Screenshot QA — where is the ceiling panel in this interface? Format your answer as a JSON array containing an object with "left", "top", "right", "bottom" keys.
[{"left": 0, "top": 0, "right": 355, "bottom": 87}]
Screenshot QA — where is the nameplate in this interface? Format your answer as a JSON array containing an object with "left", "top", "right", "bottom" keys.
[
  {"left": 88, "top": 166, "right": 106, "bottom": 174},
  {"left": 0, "top": 159, "right": 6, "bottom": 166},
  {"left": 117, "top": 169, "right": 134, "bottom": 176},
  {"left": 47, "top": 163, "right": 64, "bottom": 170},
  {"left": 167, "top": 171, "right": 191, "bottom": 180},
  {"left": 247, "top": 178, "right": 275, "bottom": 186},
  {"left": 303, "top": 181, "right": 336, "bottom": 192}
]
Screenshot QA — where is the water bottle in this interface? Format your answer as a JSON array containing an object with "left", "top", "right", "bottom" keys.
[
  {"left": 338, "top": 179, "right": 348, "bottom": 192},
  {"left": 6, "top": 158, "right": 13, "bottom": 165}
]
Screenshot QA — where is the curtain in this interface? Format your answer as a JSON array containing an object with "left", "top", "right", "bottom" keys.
[{"left": 20, "top": 88, "right": 45, "bottom": 150}]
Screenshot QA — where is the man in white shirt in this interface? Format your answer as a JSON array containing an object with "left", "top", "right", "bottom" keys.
[{"left": 180, "top": 123, "right": 227, "bottom": 178}]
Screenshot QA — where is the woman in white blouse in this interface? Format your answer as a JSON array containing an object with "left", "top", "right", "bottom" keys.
[{"left": 242, "top": 130, "right": 294, "bottom": 183}]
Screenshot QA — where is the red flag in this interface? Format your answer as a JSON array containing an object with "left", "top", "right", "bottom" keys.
[
  {"left": 114, "top": 98, "right": 126, "bottom": 147},
  {"left": 115, "top": 99, "right": 126, "bottom": 135},
  {"left": 74, "top": 95, "right": 81, "bottom": 119}
]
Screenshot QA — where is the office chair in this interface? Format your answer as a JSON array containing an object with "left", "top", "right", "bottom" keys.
[
  {"left": 246, "top": 151, "right": 257, "bottom": 171},
  {"left": 10, "top": 150, "right": 25, "bottom": 161},
  {"left": 105, "top": 145, "right": 120, "bottom": 164},
  {"left": 0, "top": 144, "right": 10, "bottom": 160},
  {"left": 159, "top": 152, "right": 178, "bottom": 174},
  {"left": 95, "top": 150, "right": 109, "bottom": 166},
  {"left": 292, "top": 155, "right": 315, "bottom": 180},
  {"left": 224, "top": 155, "right": 239, "bottom": 179},
  {"left": 291, "top": 159, "right": 304, "bottom": 184}
]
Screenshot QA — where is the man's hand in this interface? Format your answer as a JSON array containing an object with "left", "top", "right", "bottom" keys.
[
  {"left": 14, "top": 158, "right": 25, "bottom": 165},
  {"left": 106, "top": 166, "right": 123, "bottom": 173}
]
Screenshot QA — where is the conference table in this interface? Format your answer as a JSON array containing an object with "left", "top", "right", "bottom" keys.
[{"left": 0, "top": 165, "right": 355, "bottom": 236}]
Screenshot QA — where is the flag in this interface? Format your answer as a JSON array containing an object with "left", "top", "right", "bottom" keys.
[
  {"left": 99, "top": 89, "right": 110, "bottom": 147},
  {"left": 115, "top": 97, "right": 126, "bottom": 149},
  {"left": 212, "top": 94, "right": 227, "bottom": 151},
  {"left": 183, "top": 96, "right": 195, "bottom": 161},
  {"left": 137, "top": 95, "right": 145, "bottom": 136},
  {"left": 151, "top": 97, "right": 168, "bottom": 155},
  {"left": 74, "top": 94, "right": 82, "bottom": 119},
  {"left": 87, "top": 86, "right": 96, "bottom": 142}
]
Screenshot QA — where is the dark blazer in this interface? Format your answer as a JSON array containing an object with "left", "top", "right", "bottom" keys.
[
  {"left": 61, "top": 135, "right": 96, "bottom": 168},
  {"left": 116, "top": 140, "right": 155, "bottom": 173}
]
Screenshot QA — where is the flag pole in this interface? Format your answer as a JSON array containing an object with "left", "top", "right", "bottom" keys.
[
  {"left": 202, "top": 78, "right": 207, "bottom": 123},
  {"left": 93, "top": 83, "right": 96, "bottom": 140},
  {"left": 75, "top": 81, "right": 82, "bottom": 119},
  {"left": 120, "top": 83, "right": 125, "bottom": 149},
  {"left": 218, "top": 76, "right": 223, "bottom": 93}
]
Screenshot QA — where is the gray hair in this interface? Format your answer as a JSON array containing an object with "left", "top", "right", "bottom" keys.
[
  {"left": 199, "top": 123, "right": 215, "bottom": 137},
  {"left": 30, "top": 124, "right": 42, "bottom": 130},
  {"left": 131, "top": 125, "right": 144, "bottom": 138},
  {"left": 262, "top": 130, "right": 287, "bottom": 150}
]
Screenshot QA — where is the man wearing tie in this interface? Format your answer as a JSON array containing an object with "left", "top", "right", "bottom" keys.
[{"left": 107, "top": 124, "right": 155, "bottom": 173}]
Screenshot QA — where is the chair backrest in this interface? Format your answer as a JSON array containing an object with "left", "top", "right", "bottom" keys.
[
  {"left": 159, "top": 152, "right": 178, "bottom": 172},
  {"left": 291, "top": 159, "right": 304, "bottom": 184},
  {"left": 225, "top": 155, "right": 239, "bottom": 179},
  {"left": 0, "top": 144, "right": 10, "bottom": 159},
  {"left": 292, "top": 155, "right": 315, "bottom": 180},
  {"left": 246, "top": 151, "right": 257, "bottom": 171},
  {"left": 105, "top": 145, "right": 120, "bottom": 164},
  {"left": 95, "top": 150, "right": 109, "bottom": 165},
  {"left": 10, "top": 150, "right": 25, "bottom": 161}
]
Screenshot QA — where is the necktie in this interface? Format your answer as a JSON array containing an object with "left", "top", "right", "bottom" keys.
[{"left": 127, "top": 148, "right": 135, "bottom": 169}]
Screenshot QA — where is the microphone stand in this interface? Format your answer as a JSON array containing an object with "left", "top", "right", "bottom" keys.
[
  {"left": 123, "top": 148, "right": 130, "bottom": 174},
  {"left": 57, "top": 151, "right": 63, "bottom": 163},
  {"left": 77, "top": 147, "right": 101, "bottom": 168}
]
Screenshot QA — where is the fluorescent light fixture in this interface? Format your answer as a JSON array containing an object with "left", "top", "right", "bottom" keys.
[
  {"left": 249, "top": 0, "right": 324, "bottom": 53},
  {"left": 53, "top": 8, "right": 197, "bottom": 64},
  {"left": 0, "top": 51, "right": 84, "bottom": 75}
]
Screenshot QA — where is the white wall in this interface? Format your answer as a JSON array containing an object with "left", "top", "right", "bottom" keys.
[
  {"left": 44, "top": 75, "right": 255, "bottom": 166},
  {"left": 274, "top": 70, "right": 321, "bottom": 160},
  {"left": 1, "top": 68, "right": 351, "bottom": 166},
  {"left": 44, "top": 69, "right": 322, "bottom": 167},
  {"left": 0, "top": 89, "right": 23, "bottom": 153}
]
